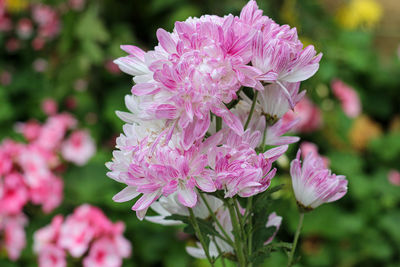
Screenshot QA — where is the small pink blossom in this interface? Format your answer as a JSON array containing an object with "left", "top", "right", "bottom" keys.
[
  {"left": 32, "top": 4, "right": 61, "bottom": 40},
  {"left": 41, "top": 98, "right": 58, "bottom": 115},
  {"left": 30, "top": 175, "right": 63, "bottom": 213},
  {"left": 1, "top": 213, "right": 27, "bottom": 261},
  {"left": 388, "top": 170, "right": 400, "bottom": 186},
  {"left": 61, "top": 130, "right": 96, "bottom": 166},
  {"left": 6, "top": 38, "right": 21, "bottom": 52},
  {"left": 0, "top": 172, "right": 29, "bottom": 215},
  {"left": 331, "top": 79, "right": 361, "bottom": 118},
  {"left": 32, "top": 37, "right": 46, "bottom": 50},
  {"left": 105, "top": 59, "right": 121, "bottom": 74},
  {"left": 0, "top": 70, "right": 12, "bottom": 85},
  {"left": 34, "top": 215, "right": 64, "bottom": 253},
  {"left": 38, "top": 245, "right": 66, "bottom": 267},
  {"left": 33, "top": 58, "right": 48, "bottom": 73},
  {"left": 68, "top": 0, "right": 85, "bottom": 11},
  {"left": 290, "top": 149, "right": 347, "bottom": 210},
  {"left": 15, "top": 120, "right": 42, "bottom": 141},
  {"left": 16, "top": 18, "right": 33, "bottom": 39}
]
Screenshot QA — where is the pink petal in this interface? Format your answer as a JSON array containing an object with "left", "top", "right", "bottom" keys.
[
  {"left": 131, "top": 83, "right": 159, "bottom": 96},
  {"left": 156, "top": 28, "right": 176, "bottom": 54},
  {"left": 178, "top": 184, "right": 197, "bottom": 207},
  {"left": 113, "top": 186, "right": 140, "bottom": 202}
]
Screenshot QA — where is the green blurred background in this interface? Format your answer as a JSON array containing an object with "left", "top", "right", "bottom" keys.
[{"left": 1, "top": 0, "right": 400, "bottom": 266}]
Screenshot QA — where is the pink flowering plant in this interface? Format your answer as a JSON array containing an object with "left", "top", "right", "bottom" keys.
[
  {"left": 33, "top": 204, "right": 131, "bottom": 267},
  {"left": 0, "top": 101, "right": 95, "bottom": 261},
  {"left": 107, "top": 1, "right": 348, "bottom": 266}
]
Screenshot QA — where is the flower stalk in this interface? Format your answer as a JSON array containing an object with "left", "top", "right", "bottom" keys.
[{"left": 287, "top": 212, "right": 304, "bottom": 267}]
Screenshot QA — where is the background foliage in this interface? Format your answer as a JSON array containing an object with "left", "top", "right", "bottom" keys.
[{"left": 1, "top": 0, "right": 400, "bottom": 266}]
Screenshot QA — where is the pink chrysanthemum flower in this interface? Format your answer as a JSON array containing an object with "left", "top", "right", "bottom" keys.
[
  {"left": 114, "top": 13, "right": 266, "bottom": 145},
  {"left": 209, "top": 129, "right": 287, "bottom": 197},
  {"left": 290, "top": 149, "right": 348, "bottom": 210},
  {"left": 108, "top": 125, "right": 217, "bottom": 219}
]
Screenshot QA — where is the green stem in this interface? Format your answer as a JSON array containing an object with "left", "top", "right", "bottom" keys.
[
  {"left": 260, "top": 123, "right": 267, "bottom": 152},
  {"left": 246, "top": 197, "right": 254, "bottom": 267},
  {"left": 188, "top": 208, "right": 214, "bottom": 266},
  {"left": 216, "top": 116, "right": 222, "bottom": 132},
  {"left": 233, "top": 199, "right": 247, "bottom": 255},
  {"left": 287, "top": 212, "right": 305, "bottom": 267},
  {"left": 199, "top": 193, "right": 235, "bottom": 247},
  {"left": 227, "top": 199, "right": 247, "bottom": 267},
  {"left": 244, "top": 90, "right": 259, "bottom": 130}
]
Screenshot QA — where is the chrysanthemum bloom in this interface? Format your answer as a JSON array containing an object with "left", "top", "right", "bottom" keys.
[
  {"left": 290, "top": 149, "right": 347, "bottom": 211},
  {"left": 209, "top": 129, "right": 287, "bottom": 197},
  {"left": 331, "top": 79, "right": 361, "bottom": 118}
]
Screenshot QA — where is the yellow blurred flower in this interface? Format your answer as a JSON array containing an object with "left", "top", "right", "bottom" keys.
[
  {"left": 349, "top": 115, "right": 382, "bottom": 150},
  {"left": 5, "top": 0, "right": 29, "bottom": 13},
  {"left": 389, "top": 115, "right": 400, "bottom": 133},
  {"left": 336, "top": 0, "right": 382, "bottom": 30},
  {"left": 281, "top": 0, "right": 299, "bottom": 29}
]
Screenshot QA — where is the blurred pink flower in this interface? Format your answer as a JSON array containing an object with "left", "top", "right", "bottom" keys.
[
  {"left": 30, "top": 175, "right": 63, "bottom": 213},
  {"left": 65, "top": 97, "right": 77, "bottom": 110},
  {"left": 68, "top": 0, "right": 85, "bottom": 11},
  {"left": 388, "top": 170, "right": 400, "bottom": 186},
  {"left": 83, "top": 236, "right": 131, "bottom": 267},
  {"left": 32, "top": 4, "right": 61, "bottom": 40},
  {"left": 0, "top": 70, "right": 12, "bottom": 85},
  {"left": 6, "top": 38, "right": 21, "bottom": 52},
  {"left": 61, "top": 130, "right": 96, "bottom": 166},
  {"left": 290, "top": 149, "right": 347, "bottom": 210},
  {"left": 74, "top": 79, "right": 88, "bottom": 91},
  {"left": 37, "top": 245, "right": 66, "bottom": 267},
  {"left": 105, "top": 60, "right": 121, "bottom": 74},
  {"left": 34, "top": 215, "right": 64, "bottom": 253},
  {"left": 34, "top": 204, "right": 131, "bottom": 267},
  {"left": 331, "top": 79, "right": 361, "bottom": 118},
  {"left": 41, "top": 98, "right": 58, "bottom": 115},
  {"left": 32, "top": 37, "right": 46, "bottom": 51},
  {"left": 283, "top": 96, "right": 322, "bottom": 133},
  {"left": 1, "top": 213, "right": 27, "bottom": 261},
  {"left": 0, "top": 172, "right": 29, "bottom": 215},
  {"left": 59, "top": 213, "right": 95, "bottom": 257},
  {"left": 16, "top": 18, "right": 33, "bottom": 39},
  {"left": 33, "top": 58, "right": 48, "bottom": 73},
  {"left": 15, "top": 120, "right": 42, "bottom": 141}
]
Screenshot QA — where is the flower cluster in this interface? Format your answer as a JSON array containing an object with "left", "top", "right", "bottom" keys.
[
  {"left": 108, "top": 1, "right": 348, "bottom": 264},
  {"left": 107, "top": 0, "right": 322, "bottom": 219},
  {"left": 33, "top": 204, "right": 131, "bottom": 267},
  {"left": 0, "top": 106, "right": 95, "bottom": 260},
  {"left": 0, "top": 0, "right": 84, "bottom": 52}
]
